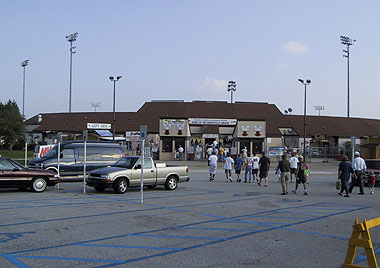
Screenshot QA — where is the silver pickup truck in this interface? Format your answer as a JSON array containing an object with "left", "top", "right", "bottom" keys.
[{"left": 86, "top": 156, "right": 190, "bottom": 194}]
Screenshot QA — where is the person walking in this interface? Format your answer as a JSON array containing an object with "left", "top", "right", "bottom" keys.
[
  {"left": 258, "top": 152, "right": 271, "bottom": 187},
  {"left": 178, "top": 145, "right": 184, "bottom": 161},
  {"left": 244, "top": 153, "right": 254, "bottom": 183},
  {"left": 208, "top": 151, "right": 218, "bottom": 181},
  {"left": 224, "top": 152, "right": 234, "bottom": 182},
  {"left": 338, "top": 155, "right": 354, "bottom": 197},
  {"left": 349, "top": 151, "right": 366, "bottom": 195},
  {"left": 292, "top": 156, "right": 308, "bottom": 195},
  {"left": 277, "top": 154, "right": 290, "bottom": 195},
  {"left": 252, "top": 153, "right": 260, "bottom": 182},
  {"left": 234, "top": 154, "right": 244, "bottom": 182},
  {"left": 368, "top": 171, "right": 375, "bottom": 195},
  {"left": 289, "top": 152, "right": 299, "bottom": 183}
]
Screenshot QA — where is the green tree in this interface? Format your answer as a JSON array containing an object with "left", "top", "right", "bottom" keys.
[{"left": 0, "top": 100, "right": 25, "bottom": 150}]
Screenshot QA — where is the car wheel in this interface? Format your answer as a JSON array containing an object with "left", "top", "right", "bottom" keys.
[
  {"left": 32, "top": 177, "right": 47, "bottom": 192},
  {"left": 165, "top": 176, "right": 178, "bottom": 190},
  {"left": 113, "top": 178, "right": 128, "bottom": 194},
  {"left": 94, "top": 186, "right": 106, "bottom": 192}
]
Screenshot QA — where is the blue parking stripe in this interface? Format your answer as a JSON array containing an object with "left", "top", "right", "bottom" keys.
[
  {"left": 77, "top": 243, "right": 182, "bottom": 251},
  {"left": 13, "top": 254, "right": 125, "bottom": 263},
  {"left": 129, "top": 234, "right": 226, "bottom": 240},
  {"left": 173, "top": 227, "right": 261, "bottom": 232}
]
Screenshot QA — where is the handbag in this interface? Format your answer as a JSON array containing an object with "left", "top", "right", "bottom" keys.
[{"left": 336, "top": 179, "right": 341, "bottom": 190}]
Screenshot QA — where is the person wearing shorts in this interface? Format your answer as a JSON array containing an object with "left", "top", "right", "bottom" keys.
[
  {"left": 289, "top": 152, "right": 299, "bottom": 183},
  {"left": 259, "top": 152, "right": 271, "bottom": 187},
  {"left": 292, "top": 156, "right": 308, "bottom": 195},
  {"left": 234, "top": 154, "right": 243, "bottom": 182},
  {"left": 224, "top": 152, "right": 234, "bottom": 182},
  {"left": 252, "top": 153, "right": 260, "bottom": 182}
]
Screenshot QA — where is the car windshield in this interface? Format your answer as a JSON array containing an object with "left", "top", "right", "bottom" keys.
[
  {"left": 365, "top": 160, "right": 380, "bottom": 170},
  {"left": 42, "top": 145, "right": 58, "bottom": 158},
  {"left": 112, "top": 157, "right": 138, "bottom": 169}
]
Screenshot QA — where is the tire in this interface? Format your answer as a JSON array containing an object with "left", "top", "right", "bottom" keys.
[
  {"left": 164, "top": 176, "right": 178, "bottom": 190},
  {"left": 113, "top": 178, "right": 128, "bottom": 194},
  {"left": 94, "top": 186, "right": 106, "bottom": 192},
  {"left": 32, "top": 177, "right": 48, "bottom": 192}
]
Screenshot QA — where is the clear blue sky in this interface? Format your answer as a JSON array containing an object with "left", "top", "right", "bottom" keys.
[{"left": 1, "top": 0, "right": 379, "bottom": 119}]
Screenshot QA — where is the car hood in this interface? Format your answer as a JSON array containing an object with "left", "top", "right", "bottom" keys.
[{"left": 90, "top": 166, "right": 126, "bottom": 175}]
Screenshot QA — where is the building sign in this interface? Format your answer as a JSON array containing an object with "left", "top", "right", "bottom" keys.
[
  {"left": 188, "top": 118, "right": 237, "bottom": 126},
  {"left": 87, "top": 123, "right": 111, "bottom": 129},
  {"left": 126, "top": 131, "right": 141, "bottom": 142}
]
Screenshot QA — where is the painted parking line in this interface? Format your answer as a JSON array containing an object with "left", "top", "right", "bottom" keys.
[
  {"left": 1, "top": 201, "right": 371, "bottom": 268},
  {"left": 77, "top": 243, "right": 183, "bottom": 251}
]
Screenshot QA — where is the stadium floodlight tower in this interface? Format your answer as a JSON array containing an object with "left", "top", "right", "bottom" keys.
[
  {"left": 227, "top": 81, "right": 237, "bottom": 104},
  {"left": 21, "top": 59, "right": 30, "bottom": 119},
  {"left": 66, "top": 32, "right": 78, "bottom": 113},
  {"left": 340, "top": 35, "right": 356, "bottom": 118}
]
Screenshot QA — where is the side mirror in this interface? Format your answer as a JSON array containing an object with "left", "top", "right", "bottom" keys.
[
  {"left": 60, "top": 153, "right": 63, "bottom": 158},
  {"left": 13, "top": 167, "right": 20, "bottom": 171},
  {"left": 134, "top": 164, "right": 141, "bottom": 170}
]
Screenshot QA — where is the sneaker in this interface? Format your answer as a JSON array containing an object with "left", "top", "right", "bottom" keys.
[
  {"left": 281, "top": 193, "right": 286, "bottom": 195},
  {"left": 359, "top": 193, "right": 364, "bottom": 195},
  {"left": 257, "top": 182, "right": 261, "bottom": 186},
  {"left": 244, "top": 181, "right": 247, "bottom": 183},
  {"left": 292, "top": 190, "right": 297, "bottom": 194},
  {"left": 338, "top": 192, "right": 343, "bottom": 196},
  {"left": 304, "top": 191, "right": 308, "bottom": 195},
  {"left": 209, "top": 178, "right": 212, "bottom": 181},
  {"left": 229, "top": 178, "right": 233, "bottom": 182},
  {"left": 290, "top": 180, "right": 293, "bottom": 183},
  {"left": 264, "top": 185, "right": 268, "bottom": 187},
  {"left": 344, "top": 194, "right": 350, "bottom": 197}
]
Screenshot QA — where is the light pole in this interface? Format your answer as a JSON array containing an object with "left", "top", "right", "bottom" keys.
[
  {"left": 66, "top": 32, "right": 78, "bottom": 113},
  {"left": 227, "top": 81, "right": 236, "bottom": 104},
  {"left": 340, "top": 35, "right": 355, "bottom": 118},
  {"left": 109, "top": 76, "right": 122, "bottom": 141},
  {"left": 91, "top": 102, "right": 101, "bottom": 112},
  {"left": 298, "top": 79, "right": 311, "bottom": 158},
  {"left": 21, "top": 59, "right": 29, "bottom": 119},
  {"left": 314, "top": 105, "right": 325, "bottom": 116}
]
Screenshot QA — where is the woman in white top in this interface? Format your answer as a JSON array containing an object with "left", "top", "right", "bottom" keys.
[
  {"left": 208, "top": 151, "right": 218, "bottom": 181},
  {"left": 224, "top": 152, "right": 234, "bottom": 182}
]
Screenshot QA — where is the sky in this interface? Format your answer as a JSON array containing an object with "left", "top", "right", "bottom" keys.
[{"left": 1, "top": 0, "right": 380, "bottom": 120}]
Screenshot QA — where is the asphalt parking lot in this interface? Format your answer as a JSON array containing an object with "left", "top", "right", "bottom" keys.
[{"left": 0, "top": 159, "right": 379, "bottom": 268}]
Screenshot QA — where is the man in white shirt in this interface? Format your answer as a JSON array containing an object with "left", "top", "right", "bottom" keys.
[
  {"left": 178, "top": 145, "right": 184, "bottom": 161},
  {"left": 208, "top": 151, "right": 218, "bottom": 181},
  {"left": 224, "top": 152, "right": 234, "bottom": 182},
  {"left": 349, "top": 151, "right": 366, "bottom": 195},
  {"left": 252, "top": 153, "right": 260, "bottom": 183},
  {"left": 289, "top": 152, "right": 299, "bottom": 183}
]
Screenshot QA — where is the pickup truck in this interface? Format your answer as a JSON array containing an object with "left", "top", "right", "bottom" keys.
[{"left": 86, "top": 156, "right": 190, "bottom": 194}]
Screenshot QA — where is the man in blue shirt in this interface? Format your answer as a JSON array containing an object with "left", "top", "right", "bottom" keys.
[{"left": 234, "top": 154, "right": 244, "bottom": 182}]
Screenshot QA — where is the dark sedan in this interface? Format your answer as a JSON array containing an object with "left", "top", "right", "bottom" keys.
[{"left": 0, "top": 157, "right": 60, "bottom": 192}]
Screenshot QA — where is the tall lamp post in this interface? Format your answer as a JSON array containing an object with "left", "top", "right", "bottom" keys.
[
  {"left": 21, "top": 59, "right": 29, "bottom": 119},
  {"left": 227, "top": 81, "right": 236, "bottom": 104},
  {"left": 66, "top": 32, "right": 78, "bottom": 113},
  {"left": 109, "top": 76, "right": 122, "bottom": 141},
  {"left": 314, "top": 105, "right": 325, "bottom": 116},
  {"left": 298, "top": 79, "right": 311, "bottom": 158},
  {"left": 340, "top": 35, "right": 355, "bottom": 118}
]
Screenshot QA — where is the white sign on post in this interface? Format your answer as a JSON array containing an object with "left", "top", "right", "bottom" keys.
[{"left": 87, "top": 123, "right": 111, "bottom": 129}]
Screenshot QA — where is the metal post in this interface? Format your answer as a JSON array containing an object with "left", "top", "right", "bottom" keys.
[
  {"left": 304, "top": 83, "right": 307, "bottom": 159},
  {"left": 140, "top": 139, "right": 145, "bottom": 204},
  {"left": 83, "top": 140, "right": 87, "bottom": 194},
  {"left": 22, "top": 66, "right": 26, "bottom": 118},
  {"left": 113, "top": 80, "right": 116, "bottom": 142},
  {"left": 57, "top": 142, "right": 60, "bottom": 189},
  {"left": 24, "top": 141, "right": 27, "bottom": 167},
  {"left": 347, "top": 45, "right": 350, "bottom": 118},
  {"left": 69, "top": 41, "right": 73, "bottom": 113}
]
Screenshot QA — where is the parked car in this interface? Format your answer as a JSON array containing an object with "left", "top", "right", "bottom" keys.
[
  {"left": 86, "top": 156, "right": 190, "bottom": 194},
  {"left": 0, "top": 157, "right": 59, "bottom": 192},
  {"left": 364, "top": 159, "right": 380, "bottom": 186},
  {"left": 28, "top": 141, "right": 124, "bottom": 180}
]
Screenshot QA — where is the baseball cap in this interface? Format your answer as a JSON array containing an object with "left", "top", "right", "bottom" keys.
[{"left": 354, "top": 151, "right": 360, "bottom": 157}]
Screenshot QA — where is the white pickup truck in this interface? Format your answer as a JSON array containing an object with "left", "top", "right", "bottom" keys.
[{"left": 86, "top": 156, "right": 190, "bottom": 194}]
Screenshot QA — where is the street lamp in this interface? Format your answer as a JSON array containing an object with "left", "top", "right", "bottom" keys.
[
  {"left": 298, "top": 78, "right": 311, "bottom": 158},
  {"left": 340, "top": 35, "right": 356, "bottom": 118},
  {"left": 109, "top": 76, "right": 122, "bottom": 141},
  {"left": 21, "top": 59, "right": 29, "bottom": 119},
  {"left": 227, "top": 81, "right": 236, "bottom": 104},
  {"left": 91, "top": 102, "right": 101, "bottom": 112},
  {"left": 314, "top": 105, "right": 325, "bottom": 116},
  {"left": 66, "top": 32, "right": 78, "bottom": 113}
]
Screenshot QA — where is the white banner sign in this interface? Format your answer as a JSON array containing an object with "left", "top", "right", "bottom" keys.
[
  {"left": 126, "top": 131, "right": 141, "bottom": 142},
  {"left": 189, "top": 118, "right": 237, "bottom": 125},
  {"left": 87, "top": 123, "right": 111, "bottom": 129}
]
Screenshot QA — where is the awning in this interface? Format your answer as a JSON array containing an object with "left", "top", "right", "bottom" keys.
[{"left": 95, "top": 130, "right": 113, "bottom": 137}]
